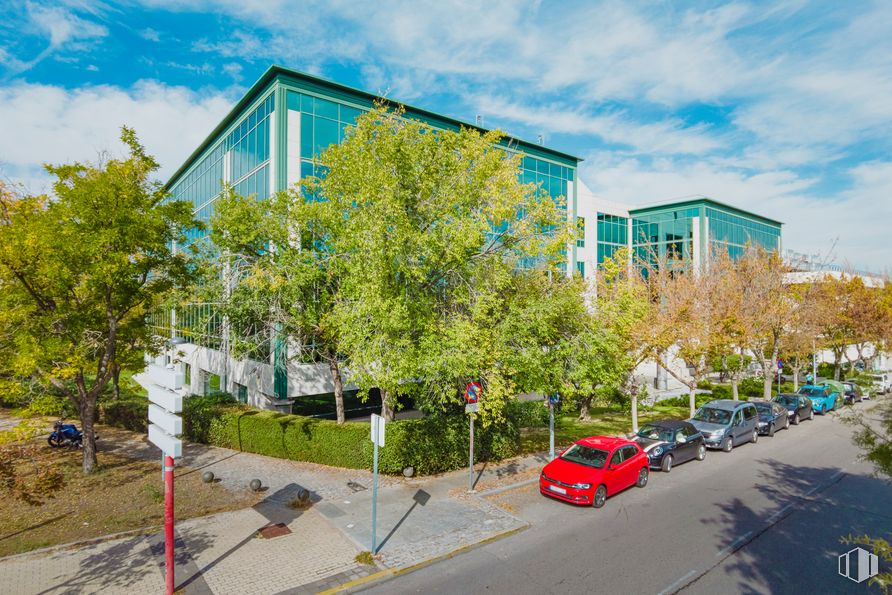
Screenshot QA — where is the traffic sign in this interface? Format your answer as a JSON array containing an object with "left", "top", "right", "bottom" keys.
[
  {"left": 465, "top": 381, "right": 481, "bottom": 404},
  {"left": 371, "top": 414, "right": 386, "bottom": 447},
  {"left": 548, "top": 393, "right": 560, "bottom": 406},
  {"left": 465, "top": 402, "right": 479, "bottom": 414},
  {"left": 777, "top": 360, "right": 784, "bottom": 370}
]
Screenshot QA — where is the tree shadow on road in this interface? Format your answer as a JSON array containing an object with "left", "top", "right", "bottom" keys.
[{"left": 700, "top": 459, "right": 892, "bottom": 595}]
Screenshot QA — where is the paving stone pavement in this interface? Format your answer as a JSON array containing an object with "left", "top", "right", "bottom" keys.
[
  {"left": 0, "top": 497, "right": 374, "bottom": 595},
  {"left": 1, "top": 410, "right": 551, "bottom": 593}
]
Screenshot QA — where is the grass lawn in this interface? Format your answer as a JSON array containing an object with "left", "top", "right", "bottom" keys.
[
  {"left": 0, "top": 437, "right": 259, "bottom": 557},
  {"left": 519, "top": 404, "right": 690, "bottom": 454}
]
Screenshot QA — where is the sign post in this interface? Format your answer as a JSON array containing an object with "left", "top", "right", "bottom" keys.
[
  {"left": 370, "top": 413, "right": 385, "bottom": 554},
  {"left": 547, "top": 393, "right": 559, "bottom": 460},
  {"left": 465, "top": 382, "right": 481, "bottom": 493},
  {"left": 146, "top": 365, "right": 183, "bottom": 595}
]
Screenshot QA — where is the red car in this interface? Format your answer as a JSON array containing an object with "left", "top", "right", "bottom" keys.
[{"left": 539, "top": 436, "right": 649, "bottom": 507}]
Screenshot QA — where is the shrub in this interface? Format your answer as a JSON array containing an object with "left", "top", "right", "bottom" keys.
[
  {"left": 506, "top": 399, "right": 550, "bottom": 428},
  {"left": 183, "top": 392, "right": 238, "bottom": 444},
  {"left": 659, "top": 392, "right": 715, "bottom": 409},
  {"left": 100, "top": 398, "right": 149, "bottom": 432}
]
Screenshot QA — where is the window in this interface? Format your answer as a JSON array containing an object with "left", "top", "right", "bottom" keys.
[
  {"left": 621, "top": 445, "right": 639, "bottom": 461},
  {"left": 184, "top": 363, "right": 191, "bottom": 386},
  {"left": 576, "top": 261, "right": 585, "bottom": 278},
  {"left": 610, "top": 450, "right": 622, "bottom": 466},
  {"left": 577, "top": 217, "right": 585, "bottom": 247},
  {"left": 235, "top": 382, "right": 248, "bottom": 404},
  {"left": 743, "top": 406, "right": 756, "bottom": 421}
]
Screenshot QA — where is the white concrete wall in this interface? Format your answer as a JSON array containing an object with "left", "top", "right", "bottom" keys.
[
  {"left": 168, "top": 342, "right": 357, "bottom": 411},
  {"left": 575, "top": 180, "right": 630, "bottom": 280}
]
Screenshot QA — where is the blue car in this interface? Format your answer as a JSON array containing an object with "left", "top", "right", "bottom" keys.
[{"left": 797, "top": 385, "right": 840, "bottom": 415}]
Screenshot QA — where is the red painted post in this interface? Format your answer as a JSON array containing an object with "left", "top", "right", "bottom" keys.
[{"left": 164, "top": 454, "right": 174, "bottom": 595}]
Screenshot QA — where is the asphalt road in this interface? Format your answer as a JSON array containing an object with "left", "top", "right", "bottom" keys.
[{"left": 360, "top": 399, "right": 892, "bottom": 595}]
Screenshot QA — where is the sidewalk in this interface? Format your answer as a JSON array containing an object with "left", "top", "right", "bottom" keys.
[{"left": 0, "top": 418, "right": 547, "bottom": 594}]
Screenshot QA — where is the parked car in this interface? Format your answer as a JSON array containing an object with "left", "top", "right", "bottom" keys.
[
  {"left": 689, "top": 400, "right": 759, "bottom": 452},
  {"left": 865, "top": 373, "right": 889, "bottom": 395},
  {"left": 841, "top": 381, "right": 865, "bottom": 405},
  {"left": 751, "top": 400, "right": 790, "bottom": 436},
  {"left": 772, "top": 393, "right": 814, "bottom": 424},
  {"left": 798, "top": 384, "right": 840, "bottom": 415},
  {"left": 540, "top": 436, "right": 649, "bottom": 508},
  {"left": 633, "top": 420, "right": 707, "bottom": 472}
]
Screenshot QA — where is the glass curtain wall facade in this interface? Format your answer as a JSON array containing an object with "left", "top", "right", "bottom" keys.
[
  {"left": 706, "top": 207, "right": 781, "bottom": 258},
  {"left": 168, "top": 93, "right": 275, "bottom": 250},
  {"left": 596, "top": 213, "right": 629, "bottom": 266},
  {"left": 631, "top": 207, "right": 698, "bottom": 264}
]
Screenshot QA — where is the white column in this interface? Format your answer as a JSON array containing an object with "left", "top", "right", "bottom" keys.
[
  {"left": 286, "top": 109, "right": 301, "bottom": 190},
  {"left": 269, "top": 109, "right": 277, "bottom": 196},
  {"left": 692, "top": 215, "right": 701, "bottom": 275},
  {"left": 566, "top": 180, "right": 575, "bottom": 278}
]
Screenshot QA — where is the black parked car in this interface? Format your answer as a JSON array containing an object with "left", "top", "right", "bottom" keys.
[
  {"left": 633, "top": 420, "right": 706, "bottom": 472},
  {"left": 752, "top": 400, "right": 789, "bottom": 436},
  {"left": 772, "top": 393, "right": 814, "bottom": 425},
  {"left": 842, "top": 381, "right": 865, "bottom": 405}
]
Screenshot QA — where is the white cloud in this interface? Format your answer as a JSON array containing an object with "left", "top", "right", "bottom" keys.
[
  {"left": 0, "top": 80, "right": 234, "bottom": 192},
  {"left": 140, "top": 27, "right": 161, "bottom": 42},
  {"left": 474, "top": 96, "right": 723, "bottom": 156},
  {"left": 6, "top": 2, "right": 109, "bottom": 74}
]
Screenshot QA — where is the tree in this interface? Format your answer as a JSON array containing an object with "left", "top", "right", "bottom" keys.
[
  {"left": 736, "top": 246, "right": 793, "bottom": 398},
  {"left": 0, "top": 129, "right": 196, "bottom": 473},
  {"left": 207, "top": 186, "right": 352, "bottom": 423},
  {"left": 643, "top": 252, "right": 720, "bottom": 418},
  {"left": 709, "top": 249, "right": 751, "bottom": 400},
  {"left": 303, "top": 105, "right": 569, "bottom": 421},
  {"left": 813, "top": 274, "right": 859, "bottom": 380}
]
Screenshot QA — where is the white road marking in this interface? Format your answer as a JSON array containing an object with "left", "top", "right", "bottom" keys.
[{"left": 657, "top": 569, "right": 697, "bottom": 595}]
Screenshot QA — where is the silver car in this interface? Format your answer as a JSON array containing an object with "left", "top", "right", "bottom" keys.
[{"left": 689, "top": 400, "right": 759, "bottom": 452}]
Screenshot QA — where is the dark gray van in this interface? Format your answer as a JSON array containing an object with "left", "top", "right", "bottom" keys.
[{"left": 688, "top": 400, "right": 759, "bottom": 452}]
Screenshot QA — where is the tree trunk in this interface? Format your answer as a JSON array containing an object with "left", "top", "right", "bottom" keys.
[
  {"left": 112, "top": 363, "right": 121, "bottom": 400},
  {"left": 792, "top": 361, "right": 801, "bottom": 392},
  {"left": 577, "top": 395, "right": 593, "bottom": 421},
  {"left": 380, "top": 389, "right": 395, "bottom": 422},
  {"left": 688, "top": 385, "right": 697, "bottom": 418},
  {"left": 731, "top": 377, "right": 739, "bottom": 400},
  {"left": 763, "top": 371, "right": 773, "bottom": 399},
  {"left": 631, "top": 393, "right": 639, "bottom": 434},
  {"left": 79, "top": 395, "right": 98, "bottom": 474},
  {"left": 329, "top": 358, "right": 345, "bottom": 425}
]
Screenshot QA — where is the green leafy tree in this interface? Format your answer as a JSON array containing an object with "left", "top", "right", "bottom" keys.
[
  {"left": 207, "top": 186, "right": 351, "bottom": 422},
  {"left": 302, "top": 105, "right": 570, "bottom": 421},
  {"left": 0, "top": 129, "right": 197, "bottom": 473}
]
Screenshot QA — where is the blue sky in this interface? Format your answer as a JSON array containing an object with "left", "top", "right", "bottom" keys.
[{"left": 1, "top": 1, "right": 890, "bottom": 272}]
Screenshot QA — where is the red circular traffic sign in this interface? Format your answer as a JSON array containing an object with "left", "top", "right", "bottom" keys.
[{"left": 465, "top": 381, "right": 481, "bottom": 404}]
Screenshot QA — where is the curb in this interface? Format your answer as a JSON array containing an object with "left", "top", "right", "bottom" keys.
[
  {"left": 318, "top": 524, "right": 529, "bottom": 594},
  {"left": 475, "top": 477, "right": 538, "bottom": 498}
]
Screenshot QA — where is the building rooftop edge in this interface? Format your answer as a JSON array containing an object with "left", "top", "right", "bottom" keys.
[
  {"left": 164, "top": 64, "right": 582, "bottom": 190},
  {"left": 628, "top": 195, "right": 784, "bottom": 226}
]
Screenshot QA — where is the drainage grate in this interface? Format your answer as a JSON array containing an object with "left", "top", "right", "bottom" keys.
[{"left": 257, "top": 523, "right": 292, "bottom": 539}]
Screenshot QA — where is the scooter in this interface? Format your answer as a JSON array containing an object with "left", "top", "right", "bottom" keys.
[{"left": 47, "top": 419, "right": 93, "bottom": 448}]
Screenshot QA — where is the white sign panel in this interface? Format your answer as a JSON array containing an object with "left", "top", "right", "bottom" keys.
[
  {"left": 465, "top": 403, "right": 479, "bottom": 414},
  {"left": 149, "top": 404, "right": 183, "bottom": 437},
  {"left": 148, "top": 384, "right": 183, "bottom": 414},
  {"left": 145, "top": 364, "right": 184, "bottom": 390},
  {"left": 149, "top": 423, "right": 183, "bottom": 458},
  {"left": 371, "top": 413, "right": 386, "bottom": 447}
]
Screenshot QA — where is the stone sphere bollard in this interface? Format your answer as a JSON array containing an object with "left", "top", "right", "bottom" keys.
[
  {"left": 249, "top": 479, "right": 262, "bottom": 492},
  {"left": 202, "top": 471, "right": 215, "bottom": 483},
  {"left": 402, "top": 466, "right": 415, "bottom": 478}
]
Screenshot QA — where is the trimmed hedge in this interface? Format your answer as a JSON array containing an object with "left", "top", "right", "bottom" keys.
[
  {"left": 98, "top": 392, "right": 521, "bottom": 476},
  {"left": 100, "top": 398, "right": 149, "bottom": 432}
]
